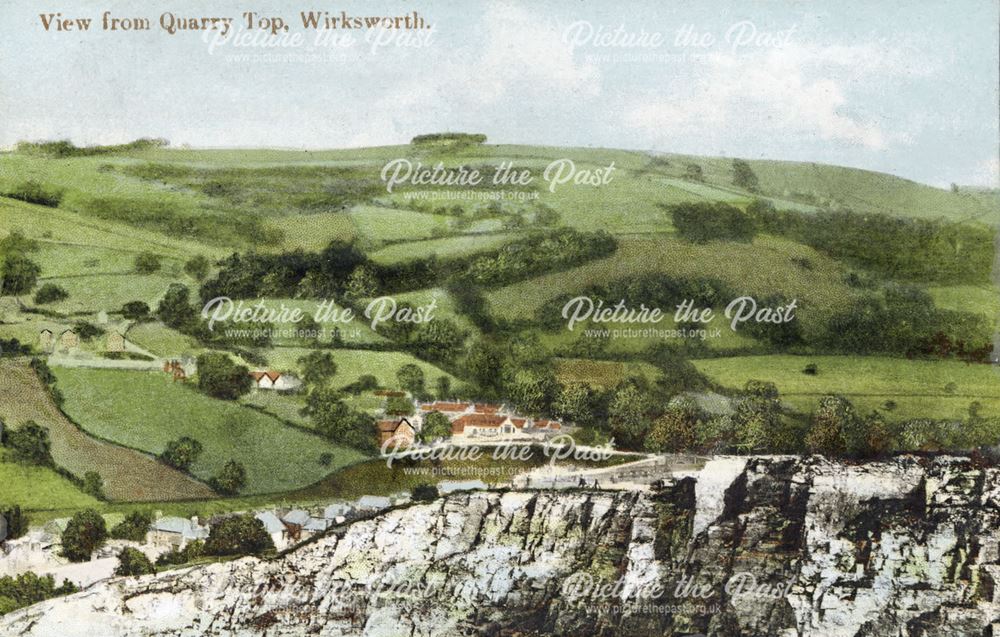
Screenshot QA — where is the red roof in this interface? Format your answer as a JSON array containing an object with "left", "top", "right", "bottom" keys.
[
  {"left": 376, "top": 418, "right": 415, "bottom": 434},
  {"left": 509, "top": 418, "right": 527, "bottom": 429},
  {"left": 421, "top": 401, "right": 470, "bottom": 413},
  {"left": 474, "top": 403, "right": 501, "bottom": 414},
  {"left": 250, "top": 370, "right": 281, "bottom": 382}
]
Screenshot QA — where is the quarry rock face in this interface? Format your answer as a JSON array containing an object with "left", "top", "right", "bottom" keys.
[{"left": 3, "top": 455, "right": 999, "bottom": 636}]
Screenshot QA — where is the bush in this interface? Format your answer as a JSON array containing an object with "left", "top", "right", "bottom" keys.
[
  {"left": 667, "top": 202, "right": 757, "bottom": 243},
  {"left": 121, "top": 301, "right": 150, "bottom": 321},
  {"left": 33, "top": 283, "right": 68, "bottom": 305},
  {"left": 110, "top": 511, "right": 152, "bottom": 542},
  {"left": 183, "top": 255, "right": 211, "bottom": 281},
  {"left": 196, "top": 352, "right": 251, "bottom": 400},
  {"left": 115, "top": 547, "right": 155, "bottom": 577},
  {"left": 61, "top": 509, "right": 108, "bottom": 562},
  {"left": 1, "top": 506, "right": 28, "bottom": 542},
  {"left": 4, "top": 421, "right": 53, "bottom": 466},
  {"left": 412, "top": 483, "right": 439, "bottom": 501},
  {"left": 159, "top": 437, "right": 203, "bottom": 471},
  {"left": 156, "top": 539, "right": 204, "bottom": 567},
  {"left": 209, "top": 460, "right": 247, "bottom": 496},
  {"left": 0, "top": 572, "right": 77, "bottom": 617},
  {"left": 134, "top": 252, "right": 162, "bottom": 274},
  {"left": 203, "top": 514, "right": 274, "bottom": 557},
  {"left": 81, "top": 471, "right": 105, "bottom": 500}
]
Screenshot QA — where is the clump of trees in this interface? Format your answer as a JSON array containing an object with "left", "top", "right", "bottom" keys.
[
  {"left": 3, "top": 421, "right": 53, "bottom": 466},
  {"left": 33, "top": 283, "right": 68, "bottom": 305},
  {"left": 196, "top": 353, "right": 251, "bottom": 400},
  {"left": 110, "top": 511, "right": 153, "bottom": 542},
  {"left": 209, "top": 460, "right": 247, "bottom": 496},
  {"left": 203, "top": 514, "right": 274, "bottom": 557},
  {"left": 61, "top": 509, "right": 108, "bottom": 562},
  {"left": 159, "top": 437, "right": 203, "bottom": 472},
  {"left": 667, "top": 202, "right": 757, "bottom": 243},
  {"left": 0, "top": 572, "right": 77, "bottom": 616},
  {"left": 115, "top": 548, "right": 155, "bottom": 577}
]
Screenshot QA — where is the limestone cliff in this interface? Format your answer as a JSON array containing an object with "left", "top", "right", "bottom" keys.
[{"left": 3, "top": 455, "right": 999, "bottom": 636}]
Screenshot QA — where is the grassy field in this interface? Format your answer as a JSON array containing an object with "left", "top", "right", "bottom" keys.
[
  {"left": 487, "top": 234, "right": 858, "bottom": 330},
  {"left": 266, "top": 211, "right": 356, "bottom": 252},
  {"left": 694, "top": 355, "right": 1000, "bottom": 421},
  {"left": 368, "top": 232, "right": 514, "bottom": 264},
  {"left": 554, "top": 357, "right": 662, "bottom": 389},
  {"left": 0, "top": 457, "right": 101, "bottom": 511},
  {"left": 264, "top": 346, "right": 457, "bottom": 390},
  {"left": 348, "top": 205, "right": 449, "bottom": 244},
  {"left": 52, "top": 368, "right": 367, "bottom": 495},
  {"left": 927, "top": 285, "right": 1000, "bottom": 320},
  {"left": 125, "top": 321, "right": 203, "bottom": 357},
  {"left": 0, "top": 359, "right": 215, "bottom": 502}
]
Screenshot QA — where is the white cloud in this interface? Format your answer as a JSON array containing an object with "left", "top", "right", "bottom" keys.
[{"left": 621, "top": 42, "right": 918, "bottom": 151}]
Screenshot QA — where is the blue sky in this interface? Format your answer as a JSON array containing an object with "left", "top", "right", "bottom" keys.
[{"left": 1, "top": 0, "right": 997, "bottom": 187}]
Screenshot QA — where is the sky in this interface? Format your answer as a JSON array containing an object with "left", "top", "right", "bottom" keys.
[{"left": 1, "top": 0, "right": 998, "bottom": 187}]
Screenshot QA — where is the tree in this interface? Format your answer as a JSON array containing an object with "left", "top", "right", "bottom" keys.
[
  {"left": 121, "top": 301, "right": 150, "bottom": 321},
  {"left": 32, "top": 283, "right": 68, "bottom": 305},
  {"left": 0, "top": 572, "right": 76, "bottom": 616},
  {"left": 5, "top": 421, "right": 53, "bottom": 466},
  {"left": 115, "top": 547, "right": 155, "bottom": 577},
  {"left": 81, "top": 472, "right": 105, "bottom": 500},
  {"left": 507, "top": 369, "right": 557, "bottom": 416},
  {"left": 183, "top": 255, "right": 211, "bottom": 281},
  {"left": 297, "top": 351, "right": 337, "bottom": 387},
  {"left": 210, "top": 460, "right": 247, "bottom": 496},
  {"left": 196, "top": 352, "right": 251, "bottom": 400},
  {"left": 203, "top": 514, "right": 274, "bottom": 556},
  {"left": 732, "top": 158, "right": 760, "bottom": 192},
  {"left": 396, "top": 364, "right": 425, "bottom": 395},
  {"left": 61, "top": 509, "right": 108, "bottom": 562},
  {"left": 343, "top": 265, "right": 379, "bottom": 301},
  {"left": 134, "top": 252, "right": 162, "bottom": 274},
  {"left": 684, "top": 163, "right": 704, "bottom": 182},
  {"left": 553, "top": 383, "right": 594, "bottom": 426},
  {"left": 608, "top": 382, "right": 651, "bottom": 449},
  {"left": 805, "top": 395, "right": 858, "bottom": 456},
  {"left": 110, "top": 511, "right": 152, "bottom": 542},
  {"left": 303, "top": 387, "right": 377, "bottom": 453},
  {"left": 412, "top": 483, "right": 439, "bottom": 501},
  {"left": 734, "top": 381, "right": 790, "bottom": 453},
  {"left": 1, "top": 254, "right": 41, "bottom": 296},
  {"left": 435, "top": 376, "right": 452, "bottom": 399},
  {"left": 157, "top": 283, "right": 195, "bottom": 329},
  {"left": 409, "top": 319, "right": 466, "bottom": 362},
  {"left": 646, "top": 398, "right": 700, "bottom": 452},
  {"left": 1, "top": 506, "right": 28, "bottom": 542},
  {"left": 159, "top": 437, "right": 203, "bottom": 471},
  {"left": 421, "top": 411, "right": 451, "bottom": 442}
]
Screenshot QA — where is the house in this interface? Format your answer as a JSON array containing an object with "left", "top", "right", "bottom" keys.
[
  {"left": 280, "top": 509, "right": 313, "bottom": 542},
  {"left": 473, "top": 403, "right": 502, "bottom": 415},
  {"left": 38, "top": 329, "right": 53, "bottom": 353},
  {"left": 149, "top": 516, "right": 208, "bottom": 550},
  {"left": 322, "top": 503, "right": 353, "bottom": 524},
  {"left": 255, "top": 511, "right": 287, "bottom": 550},
  {"left": 106, "top": 331, "right": 125, "bottom": 353},
  {"left": 451, "top": 414, "right": 531, "bottom": 441},
  {"left": 58, "top": 329, "right": 78, "bottom": 351},
  {"left": 376, "top": 417, "right": 417, "bottom": 447},
  {"left": 356, "top": 495, "right": 392, "bottom": 512},
  {"left": 250, "top": 370, "right": 303, "bottom": 392}
]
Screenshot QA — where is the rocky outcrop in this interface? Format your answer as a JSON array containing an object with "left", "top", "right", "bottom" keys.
[{"left": 3, "top": 455, "right": 1000, "bottom": 636}]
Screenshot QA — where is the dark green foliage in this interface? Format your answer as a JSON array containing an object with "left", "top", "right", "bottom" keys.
[
  {"left": 121, "top": 300, "right": 151, "bottom": 320},
  {"left": 159, "top": 437, "right": 203, "bottom": 471},
  {"left": 0, "top": 254, "right": 41, "bottom": 296},
  {"left": 0, "top": 572, "right": 77, "bottom": 616},
  {"left": 115, "top": 547, "right": 155, "bottom": 577},
  {"left": 297, "top": 351, "right": 337, "bottom": 387},
  {"left": 15, "top": 138, "right": 167, "bottom": 157},
  {"left": 157, "top": 283, "right": 196, "bottom": 329},
  {"left": 32, "top": 283, "right": 68, "bottom": 304},
  {"left": 61, "top": 509, "right": 108, "bottom": 562},
  {"left": 396, "top": 364, "right": 425, "bottom": 395},
  {"left": 646, "top": 398, "right": 701, "bottom": 452},
  {"left": 732, "top": 159, "right": 760, "bottom": 192},
  {"left": 81, "top": 471, "right": 105, "bottom": 500},
  {"left": 2, "top": 180, "right": 64, "bottom": 207},
  {"left": 301, "top": 387, "right": 377, "bottom": 453},
  {"left": 203, "top": 514, "right": 274, "bottom": 557},
  {"left": 110, "top": 511, "right": 153, "bottom": 542},
  {"left": 4, "top": 421, "right": 53, "bottom": 466},
  {"left": 668, "top": 202, "right": 757, "bottom": 243},
  {"left": 1, "top": 506, "right": 28, "bottom": 542},
  {"left": 421, "top": 411, "right": 452, "bottom": 441},
  {"left": 196, "top": 352, "right": 251, "bottom": 400},
  {"left": 73, "top": 321, "right": 104, "bottom": 341},
  {"left": 411, "top": 132, "right": 487, "bottom": 146},
  {"left": 183, "top": 255, "right": 211, "bottom": 281},
  {"left": 209, "top": 460, "right": 247, "bottom": 496},
  {"left": 683, "top": 163, "right": 704, "bottom": 181},
  {"left": 412, "top": 483, "right": 439, "bottom": 501},
  {"left": 134, "top": 251, "right": 162, "bottom": 274},
  {"left": 155, "top": 540, "right": 204, "bottom": 567}
]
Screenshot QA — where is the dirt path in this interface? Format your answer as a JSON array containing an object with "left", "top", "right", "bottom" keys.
[{"left": 0, "top": 358, "right": 215, "bottom": 502}]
